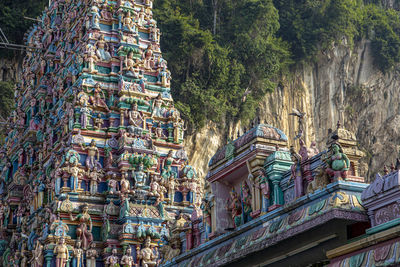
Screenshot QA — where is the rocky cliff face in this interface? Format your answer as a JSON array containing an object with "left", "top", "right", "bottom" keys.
[
  {"left": 185, "top": 38, "right": 400, "bottom": 181},
  {"left": 0, "top": 57, "right": 21, "bottom": 82}
]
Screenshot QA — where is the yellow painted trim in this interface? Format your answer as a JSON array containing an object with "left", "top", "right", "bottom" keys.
[{"left": 326, "top": 225, "right": 400, "bottom": 259}]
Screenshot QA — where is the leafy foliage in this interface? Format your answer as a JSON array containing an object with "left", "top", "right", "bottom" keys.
[
  {"left": 275, "top": 0, "right": 400, "bottom": 71},
  {"left": 0, "top": 81, "right": 14, "bottom": 119},
  {"left": 154, "top": 0, "right": 290, "bottom": 128}
]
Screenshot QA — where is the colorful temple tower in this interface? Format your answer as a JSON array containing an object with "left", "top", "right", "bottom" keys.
[{"left": 0, "top": 0, "right": 201, "bottom": 266}]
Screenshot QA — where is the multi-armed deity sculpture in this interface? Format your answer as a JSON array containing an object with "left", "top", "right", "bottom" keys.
[{"left": 0, "top": 0, "right": 202, "bottom": 265}]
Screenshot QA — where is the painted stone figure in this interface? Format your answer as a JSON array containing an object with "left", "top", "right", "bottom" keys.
[
  {"left": 88, "top": 166, "right": 103, "bottom": 195},
  {"left": 63, "top": 161, "right": 83, "bottom": 192},
  {"left": 227, "top": 190, "right": 242, "bottom": 228},
  {"left": 81, "top": 139, "right": 100, "bottom": 170},
  {"left": 85, "top": 44, "right": 99, "bottom": 73},
  {"left": 53, "top": 238, "right": 68, "bottom": 267},
  {"left": 168, "top": 176, "right": 176, "bottom": 204},
  {"left": 127, "top": 102, "right": 144, "bottom": 135},
  {"left": 151, "top": 93, "right": 164, "bottom": 118},
  {"left": 95, "top": 34, "right": 112, "bottom": 62},
  {"left": 161, "top": 150, "right": 176, "bottom": 181},
  {"left": 105, "top": 248, "right": 120, "bottom": 267},
  {"left": 123, "top": 51, "right": 140, "bottom": 77},
  {"left": 138, "top": 236, "right": 158, "bottom": 267},
  {"left": 31, "top": 240, "right": 44, "bottom": 267},
  {"left": 104, "top": 145, "right": 113, "bottom": 169},
  {"left": 73, "top": 240, "right": 84, "bottom": 267},
  {"left": 120, "top": 172, "right": 131, "bottom": 194},
  {"left": 69, "top": 204, "right": 93, "bottom": 250},
  {"left": 133, "top": 163, "right": 148, "bottom": 189},
  {"left": 325, "top": 143, "right": 350, "bottom": 181},
  {"left": 241, "top": 181, "right": 253, "bottom": 223},
  {"left": 86, "top": 243, "right": 98, "bottom": 267},
  {"left": 108, "top": 174, "right": 119, "bottom": 194},
  {"left": 93, "top": 113, "right": 104, "bottom": 130},
  {"left": 121, "top": 247, "right": 135, "bottom": 267},
  {"left": 256, "top": 169, "right": 270, "bottom": 212},
  {"left": 288, "top": 147, "right": 303, "bottom": 199},
  {"left": 89, "top": 83, "right": 110, "bottom": 112}
]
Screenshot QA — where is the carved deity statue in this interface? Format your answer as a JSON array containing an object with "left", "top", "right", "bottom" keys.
[
  {"left": 85, "top": 44, "right": 98, "bottom": 73},
  {"left": 62, "top": 161, "right": 84, "bottom": 192},
  {"left": 108, "top": 174, "right": 119, "bottom": 194},
  {"left": 256, "top": 169, "right": 270, "bottom": 212},
  {"left": 95, "top": 34, "right": 112, "bottom": 62},
  {"left": 93, "top": 113, "right": 104, "bottom": 131},
  {"left": 123, "top": 11, "right": 137, "bottom": 33},
  {"left": 86, "top": 242, "right": 98, "bottom": 267},
  {"left": 89, "top": 83, "right": 110, "bottom": 112},
  {"left": 151, "top": 93, "right": 164, "bottom": 118},
  {"left": 120, "top": 172, "right": 131, "bottom": 194},
  {"left": 227, "top": 190, "right": 242, "bottom": 228},
  {"left": 121, "top": 247, "right": 135, "bottom": 267},
  {"left": 143, "top": 44, "right": 153, "bottom": 69},
  {"left": 166, "top": 178, "right": 176, "bottom": 206},
  {"left": 31, "top": 240, "right": 44, "bottom": 267},
  {"left": 105, "top": 248, "right": 120, "bottom": 267},
  {"left": 325, "top": 143, "right": 350, "bottom": 181},
  {"left": 88, "top": 166, "right": 103, "bottom": 195},
  {"left": 241, "top": 181, "right": 252, "bottom": 223},
  {"left": 81, "top": 139, "right": 100, "bottom": 170},
  {"left": 53, "top": 238, "right": 69, "bottom": 267},
  {"left": 73, "top": 240, "right": 84, "bottom": 267},
  {"left": 69, "top": 204, "right": 93, "bottom": 250},
  {"left": 104, "top": 146, "right": 113, "bottom": 169},
  {"left": 138, "top": 236, "right": 158, "bottom": 267},
  {"left": 288, "top": 146, "right": 303, "bottom": 199},
  {"left": 133, "top": 163, "right": 148, "bottom": 189},
  {"left": 123, "top": 51, "right": 140, "bottom": 77}
]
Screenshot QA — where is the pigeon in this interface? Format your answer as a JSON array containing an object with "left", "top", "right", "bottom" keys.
[{"left": 289, "top": 108, "right": 306, "bottom": 118}]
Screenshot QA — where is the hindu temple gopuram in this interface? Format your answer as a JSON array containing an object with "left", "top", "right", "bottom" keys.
[
  {"left": 0, "top": 0, "right": 203, "bottom": 266},
  {"left": 1, "top": 1, "right": 400, "bottom": 267}
]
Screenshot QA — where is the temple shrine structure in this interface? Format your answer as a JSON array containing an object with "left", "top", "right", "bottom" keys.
[
  {"left": 0, "top": 0, "right": 202, "bottom": 266},
  {"left": 1, "top": 1, "right": 400, "bottom": 267},
  {"left": 163, "top": 121, "right": 400, "bottom": 266}
]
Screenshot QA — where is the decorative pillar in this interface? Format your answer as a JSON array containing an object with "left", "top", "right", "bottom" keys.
[
  {"left": 74, "top": 109, "right": 80, "bottom": 127},
  {"left": 45, "top": 250, "right": 53, "bottom": 267},
  {"left": 367, "top": 210, "right": 375, "bottom": 227},
  {"left": 186, "top": 229, "right": 193, "bottom": 251},
  {"left": 120, "top": 108, "right": 126, "bottom": 128},
  {"left": 264, "top": 151, "right": 292, "bottom": 211},
  {"left": 62, "top": 173, "right": 70, "bottom": 192}
]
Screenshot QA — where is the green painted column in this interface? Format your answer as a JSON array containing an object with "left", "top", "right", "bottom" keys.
[
  {"left": 45, "top": 250, "right": 53, "bottom": 267},
  {"left": 264, "top": 151, "right": 293, "bottom": 209}
]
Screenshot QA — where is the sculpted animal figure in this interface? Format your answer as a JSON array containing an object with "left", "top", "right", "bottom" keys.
[
  {"left": 159, "top": 244, "right": 180, "bottom": 264},
  {"left": 307, "top": 166, "right": 330, "bottom": 194}
]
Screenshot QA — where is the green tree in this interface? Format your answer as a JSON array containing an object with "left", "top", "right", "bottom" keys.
[
  {"left": 0, "top": 81, "right": 14, "bottom": 119},
  {"left": 0, "top": 0, "right": 47, "bottom": 58}
]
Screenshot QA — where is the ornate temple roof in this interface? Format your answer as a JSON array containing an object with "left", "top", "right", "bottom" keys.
[
  {"left": 361, "top": 171, "right": 400, "bottom": 202},
  {"left": 208, "top": 124, "right": 287, "bottom": 167}
]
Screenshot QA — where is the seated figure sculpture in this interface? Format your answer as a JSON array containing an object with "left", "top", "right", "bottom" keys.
[
  {"left": 325, "top": 143, "right": 350, "bottom": 182},
  {"left": 138, "top": 236, "right": 158, "bottom": 267}
]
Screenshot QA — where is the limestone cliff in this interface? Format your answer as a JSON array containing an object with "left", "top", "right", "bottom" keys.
[
  {"left": 0, "top": 57, "right": 21, "bottom": 82},
  {"left": 185, "top": 38, "right": 399, "bottom": 181}
]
